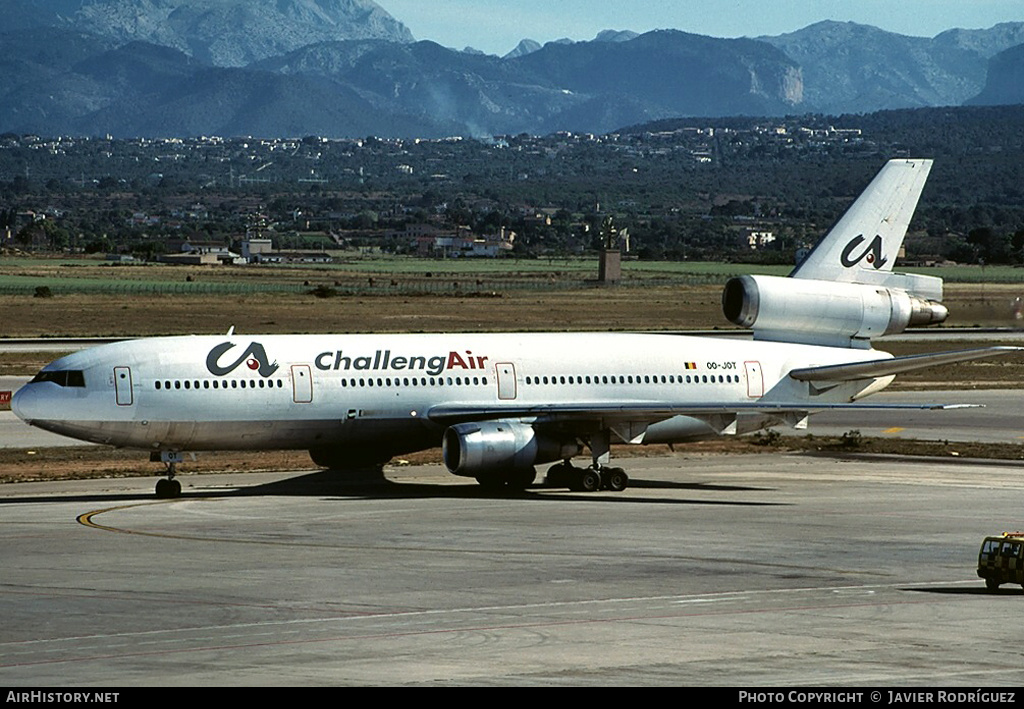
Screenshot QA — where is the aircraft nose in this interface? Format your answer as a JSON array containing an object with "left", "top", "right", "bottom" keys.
[{"left": 11, "top": 384, "right": 41, "bottom": 423}]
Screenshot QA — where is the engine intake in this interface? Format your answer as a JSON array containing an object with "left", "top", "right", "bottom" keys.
[{"left": 723, "top": 274, "right": 947, "bottom": 347}]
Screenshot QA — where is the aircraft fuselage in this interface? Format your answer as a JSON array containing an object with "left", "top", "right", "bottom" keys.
[{"left": 12, "top": 331, "right": 885, "bottom": 457}]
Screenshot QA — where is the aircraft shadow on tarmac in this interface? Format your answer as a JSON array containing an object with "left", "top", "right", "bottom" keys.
[
  {"left": 213, "top": 468, "right": 788, "bottom": 507},
  {"left": 0, "top": 469, "right": 786, "bottom": 507},
  {"left": 904, "top": 586, "right": 1024, "bottom": 596}
]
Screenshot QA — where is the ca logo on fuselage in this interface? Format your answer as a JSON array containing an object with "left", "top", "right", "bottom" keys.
[
  {"left": 840, "top": 234, "right": 887, "bottom": 269},
  {"left": 206, "top": 342, "right": 279, "bottom": 377}
]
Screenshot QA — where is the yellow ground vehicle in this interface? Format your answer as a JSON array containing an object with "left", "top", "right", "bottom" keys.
[{"left": 977, "top": 532, "right": 1024, "bottom": 591}]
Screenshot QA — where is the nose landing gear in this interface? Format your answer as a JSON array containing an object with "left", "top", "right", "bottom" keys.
[{"left": 151, "top": 451, "right": 184, "bottom": 498}]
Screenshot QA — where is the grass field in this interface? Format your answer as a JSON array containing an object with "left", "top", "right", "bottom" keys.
[
  {"left": 3, "top": 279, "right": 1023, "bottom": 337},
  {"left": 4, "top": 256, "right": 1023, "bottom": 299}
]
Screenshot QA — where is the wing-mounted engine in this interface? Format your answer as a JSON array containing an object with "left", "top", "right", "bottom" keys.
[
  {"left": 442, "top": 421, "right": 579, "bottom": 480},
  {"left": 722, "top": 274, "right": 948, "bottom": 348}
]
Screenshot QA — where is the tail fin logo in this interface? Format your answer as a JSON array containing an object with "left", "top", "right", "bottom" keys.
[
  {"left": 206, "top": 342, "right": 279, "bottom": 377},
  {"left": 840, "top": 234, "right": 887, "bottom": 269}
]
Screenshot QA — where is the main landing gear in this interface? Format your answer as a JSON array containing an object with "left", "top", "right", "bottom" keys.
[
  {"left": 545, "top": 429, "right": 630, "bottom": 492},
  {"left": 545, "top": 461, "right": 629, "bottom": 492},
  {"left": 151, "top": 451, "right": 184, "bottom": 499}
]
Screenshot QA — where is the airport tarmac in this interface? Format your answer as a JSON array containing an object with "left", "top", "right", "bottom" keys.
[
  {"left": 803, "top": 389, "right": 1024, "bottom": 443},
  {"left": 2, "top": 454, "right": 1023, "bottom": 686}
]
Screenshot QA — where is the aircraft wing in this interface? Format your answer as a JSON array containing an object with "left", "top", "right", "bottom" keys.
[
  {"left": 426, "top": 399, "right": 974, "bottom": 425},
  {"left": 788, "top": 346, "right": 1024, "bottom": 382}
]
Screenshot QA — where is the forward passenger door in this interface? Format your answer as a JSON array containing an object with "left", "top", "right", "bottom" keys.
[{"left": 113, "top": 366, "right": 133, "bottom": 406}]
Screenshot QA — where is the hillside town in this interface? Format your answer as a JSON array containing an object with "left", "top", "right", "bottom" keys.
[{"left": 2, "top": 107, "right": 1023, "bottom": 266}]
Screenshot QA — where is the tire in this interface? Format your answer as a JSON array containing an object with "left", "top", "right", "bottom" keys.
[
  {"left": 546, "top": 462, "right": 572, "bottom": 488},
  {"left": 155, "top": 479, "right": 180, "bottom": 499},
  {"left": 579, "top": 469, "right": 602, "bottom": 492},
  {"left": 604, "top": 468, "right": 628, "bottom": 492},
  {"left": 986, "top": 578, "right": 1000, "bottom": 592}
]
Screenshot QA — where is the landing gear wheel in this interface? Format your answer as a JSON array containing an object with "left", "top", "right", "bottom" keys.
[
  {"left": 546, "top": 462, "right": 573, "bottom": 488},
  {"left": 548, "top": 460, "right": 628, "bottom": 492},
  {"left": 579, "top": 468, "right": 602, "bottom": 492},
  {"left": 603, "top": 467, "right": 629, "bottom": 492},
  {"left": 155, "top": 478, "right": 181, "bottom": 499},
  {"left": 153, "top": 452, "right": 184, "bottom": 498}
]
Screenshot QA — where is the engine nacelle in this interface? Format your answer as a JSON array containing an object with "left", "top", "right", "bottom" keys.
[
  {"left": 722, "top": 274, "right": 947, "bottom": 347},
  {"left": 442, "top": 421, "right": 578, "bottom": 479}
]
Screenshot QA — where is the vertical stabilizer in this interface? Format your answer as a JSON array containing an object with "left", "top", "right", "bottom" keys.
[
  {"left": 790, "top": 159, "right": 932, "bottom": 283},
  {"left": 723, "top": 158, "right": 945, "bottom": 348}
]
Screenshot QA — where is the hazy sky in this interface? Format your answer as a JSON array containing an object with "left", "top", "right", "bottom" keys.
[{"left": 380, "top": 0, "right": 1023, "bottom": 55}]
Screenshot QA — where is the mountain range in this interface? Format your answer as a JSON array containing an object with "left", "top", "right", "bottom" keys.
[{"left": 1, "top": 0, "right": 1022, "bottom": 138}]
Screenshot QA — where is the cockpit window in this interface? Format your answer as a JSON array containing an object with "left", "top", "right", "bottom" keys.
[{"left": 30, "top": 370, "right": 86, "bottom": 387}]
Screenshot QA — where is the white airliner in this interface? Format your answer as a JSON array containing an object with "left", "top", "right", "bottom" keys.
[{"left": 12, "top": 159, "right": 1017, "bottom": 497}]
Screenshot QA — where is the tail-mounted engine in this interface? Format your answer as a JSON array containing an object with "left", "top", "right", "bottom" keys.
[{"left": 722, "top": 274, "right": 947, "bottom": 348}]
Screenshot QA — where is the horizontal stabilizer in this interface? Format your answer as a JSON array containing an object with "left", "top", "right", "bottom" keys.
[{"left": 788, "top": 346, "right": 1023, "bottom": 382}]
